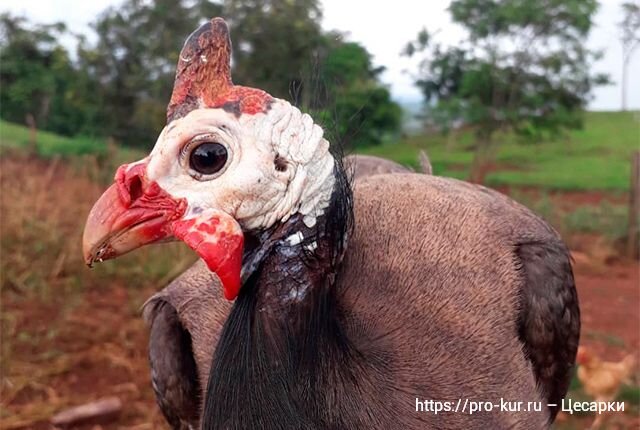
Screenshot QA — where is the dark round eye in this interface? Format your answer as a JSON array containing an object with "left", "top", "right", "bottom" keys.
[{"left": 189, "top": 142, "right": 228, "bottom": 175}]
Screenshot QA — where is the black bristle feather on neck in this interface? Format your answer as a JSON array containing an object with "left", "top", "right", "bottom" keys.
[{"left": 201, "top": 158, "right": 354, "bottom": 429}]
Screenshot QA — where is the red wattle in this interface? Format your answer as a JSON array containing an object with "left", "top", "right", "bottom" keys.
[{"left": 172, "top": 217, "right": 244, "bottom": 300}]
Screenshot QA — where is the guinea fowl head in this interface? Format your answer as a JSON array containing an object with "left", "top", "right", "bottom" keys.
[{"left": 83, "top": 18, "right": 348, "bottom": 301}]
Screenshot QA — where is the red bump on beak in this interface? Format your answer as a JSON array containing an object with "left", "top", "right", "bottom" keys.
[
  {"left": 83, "top": 161, "right": 187, "bottom": 265},
  {"left": 115, "top": 162, "right": 145, "bottom": 206},
  {"left": 83, "top": 161, "right": 245, "bottom": 300}
]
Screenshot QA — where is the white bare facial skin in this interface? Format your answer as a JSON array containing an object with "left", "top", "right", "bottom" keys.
[{"left": 143, "top": 99, "right": 335, "bottom": 231}]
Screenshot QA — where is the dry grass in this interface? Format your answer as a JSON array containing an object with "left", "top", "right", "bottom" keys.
[
  {"left": 0, "top": 153, "right": 195, "bottom": 429},
  {"left": 0, "top": 152, "right": 637, "bottom": 429}
]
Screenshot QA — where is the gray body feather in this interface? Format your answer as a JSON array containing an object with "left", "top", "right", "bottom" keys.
[{"left": 144, "top": 157, "right": 578, "bottom": 429}]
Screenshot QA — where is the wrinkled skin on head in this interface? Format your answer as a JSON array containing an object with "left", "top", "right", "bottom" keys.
[
  {"left": 148, "top": 105, "right": 335, "bottom": 230},
  {"left": 83, "top": 19, "right": 336, "bottom": 300},
  {"left": 84, "top": 100, "right": 336, "bottom": 299}
]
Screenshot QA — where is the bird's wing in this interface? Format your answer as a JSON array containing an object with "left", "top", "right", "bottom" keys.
[
  {"left": 144, "top": 297, "right": 201, "bottom": 430},
  {"left": 516, "top": 240, "right": 580, "bottom": 422},
  {"left": 142, "top": 259, "right": 231, "bottom": 429}
]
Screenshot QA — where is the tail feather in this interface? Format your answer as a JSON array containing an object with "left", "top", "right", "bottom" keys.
[{"left": 418, "top": 150, "right": 432, "bottom": 175}]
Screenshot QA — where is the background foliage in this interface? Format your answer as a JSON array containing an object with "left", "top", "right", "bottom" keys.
[
  {"left": 1, "top": 2, "right": 639, "bottom": 429},
  {"left": 405, "top": 0, "right": 610, "bottom": 181},
  {"left": 0, "top": 0, "right": 400, "bottom": 149}
]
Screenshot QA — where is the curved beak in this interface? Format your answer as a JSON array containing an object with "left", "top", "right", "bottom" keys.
[
  {"left": 82, "top": 162, "right": 245, "bottom": 300},
  {"left": 82, "top": 183, "right": 177, "bottom": 266}
]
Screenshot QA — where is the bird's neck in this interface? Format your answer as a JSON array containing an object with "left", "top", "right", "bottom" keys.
[{"left": 202, "top": 167, "right": 354, "bottom": 429}]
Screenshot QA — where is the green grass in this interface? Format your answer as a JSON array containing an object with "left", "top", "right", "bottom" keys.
[
  {"left": 0, "top": 120, "right": 145, "bottom": 171},
  {"left": 2, "top": 111, "right": 639, "bottom": 191},
  {"left": 0, "top": 120, "right": 108, "bottom": 157},
  {"left": 360, "top": 111, "right": 640, "bottom": 191}
]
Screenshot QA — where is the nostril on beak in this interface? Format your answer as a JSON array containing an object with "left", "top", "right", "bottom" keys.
[
  {"left": 115, "top": 162, "right": 148, "bottom": 207},
  {"left": 129, "top": 175, "right": 143, "bottom": 202}
]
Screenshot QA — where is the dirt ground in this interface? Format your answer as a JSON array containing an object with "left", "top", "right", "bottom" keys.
[
  {"left": 1, "top": 156, "right": 638, "bottom": 429},
  {"left": 557, "top": 258, "right": 640, "bottom": 430},
  {"left": 2, "top": 260, "right": 638, "bottom": 429},
  {"left": 575, "top": 260, "right": 639, "bottom": 362}
]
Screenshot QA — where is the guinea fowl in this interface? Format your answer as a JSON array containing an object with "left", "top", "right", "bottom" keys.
[
  {"left": 83, "top": 18, "right": 580, "bottom": 429},
  {"left": 142, "top": 152, "right": 424, "bottom": 429},
  {"left": 140, "top": 152, "right": 416, "bottom": 429}
]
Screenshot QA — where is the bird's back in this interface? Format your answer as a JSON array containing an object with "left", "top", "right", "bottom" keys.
[
  {"left": 145, "top": 172, "right": 578, "bottom": 429},
  {"left": 335, "top": 173, "right": 573, "bottom": 428}
]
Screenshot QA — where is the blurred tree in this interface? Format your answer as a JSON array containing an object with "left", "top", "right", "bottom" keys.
[
  {"left": 0, "top": 13, "right": 98, "bottom": 136},
  {"left": 85, "top": 0, "right": 223, "bottom": 147},
  {"left": 223, "top": 0, "right": 322, "bottom": 103},
  {"left": 310, "top": 38, "right": 401, "bottom": 148},
  {"left": 620, "top": 1, "right": 640, "bottom": 111},
  {"left": 405, "top": 0, "right": 609, "bottom": 183},
  {"left": 85, "top": 0, "right": 399, "bottom": 148},
  {"left": 86, "top": 0, "right": 334, "bottom": 146},
  {"left": 1, "top": 1, "right": 399, "bottom": 149},
  {"left": 223, "top": 1, "right": 401, "bottom": 148}
]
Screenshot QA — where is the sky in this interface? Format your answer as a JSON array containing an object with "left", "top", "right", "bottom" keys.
[{"left": 3, "top": 0, "right": 640, "bottom": 110}]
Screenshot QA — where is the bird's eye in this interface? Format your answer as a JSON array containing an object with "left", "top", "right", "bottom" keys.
[{"left": 189, "top": 142, "right": 228, "bottom": 175}]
